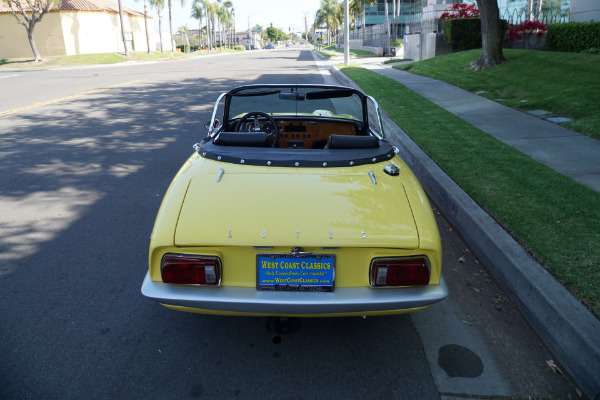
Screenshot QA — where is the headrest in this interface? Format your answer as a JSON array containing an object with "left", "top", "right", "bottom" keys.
[
  {"left": 214, "top": 132, "right": 269, "bottom": 147},
  {"left": 325, "top": 134, "right": 380, "bottom": 149}
]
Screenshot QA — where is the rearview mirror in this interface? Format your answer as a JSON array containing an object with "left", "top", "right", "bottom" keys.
[
  {"left": 279, "top": 93, "right": 305, "bottom": 101},
  {"left": 205, "top": 119, "right": 220, "bottom": 131}
]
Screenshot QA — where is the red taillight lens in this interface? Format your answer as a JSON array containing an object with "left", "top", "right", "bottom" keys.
[
  {"left": 370, "top": 257, "right": 430, "bottom": 287},
  {"left": 161, "top": 255, "right": 221, "bottom": 285}
]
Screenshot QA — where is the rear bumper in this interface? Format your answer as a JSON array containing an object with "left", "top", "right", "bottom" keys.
[{"left": 141, "top": 273, "right": 448, "bottom": 315}]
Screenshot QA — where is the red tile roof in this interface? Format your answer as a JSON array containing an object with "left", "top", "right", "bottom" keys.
[{"left": 0, "top": 0, "right": 145, "bottom": 17}]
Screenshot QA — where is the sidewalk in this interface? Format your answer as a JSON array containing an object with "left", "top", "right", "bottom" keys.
[
  {"left": 352, "top": 56, "right": 600, "bottom": 193},
  {"left": 320, "top": 53, "right": 600, "bottom": 400}
]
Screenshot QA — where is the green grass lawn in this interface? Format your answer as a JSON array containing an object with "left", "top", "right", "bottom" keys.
[
  {"left": 323, "top": 45, "right": 375, "bottom": 57},
  {"left": 317, "top": 50, "right": 336, "bottom": 59},
  {"left": 340, "top": 65, "right": 600, "bottom": 317},
  {"left": 383, "top": 58, "right": 412, "bottom": 64},
  {"left": 395, "top": 49, "right": 600, "bottom": 139}
]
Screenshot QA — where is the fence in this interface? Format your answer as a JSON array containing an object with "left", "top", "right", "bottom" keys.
[
  {"left": 346, "top": 23, "right": 392, "bottom": 49},
  {"left": 500, "top": 5, "right": 570, "bottom": 25},
  {"left": 404, "top": 3, "right": 569, "bottom": 35}
]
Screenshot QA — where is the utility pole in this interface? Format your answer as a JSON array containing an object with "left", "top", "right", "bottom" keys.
[
  {"left": 248, "top": 16, "right": 252, "bottom": 49},
  {"left": 344, "top": 0, "right": 349, "bottom": 65},
  {"left": 304, "top": 13, "right": 308, "bottom": 47}
]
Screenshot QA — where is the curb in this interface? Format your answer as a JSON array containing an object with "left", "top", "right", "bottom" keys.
[{"left": 330, "top": 65, "right": 600, "bottom": 400}]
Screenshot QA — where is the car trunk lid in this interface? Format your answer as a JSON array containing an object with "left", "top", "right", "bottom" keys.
[{"left": 174, "top": 168, "right": 419, "bottom": 249}]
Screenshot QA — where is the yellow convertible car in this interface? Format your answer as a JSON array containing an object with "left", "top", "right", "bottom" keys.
[{"left": 141, "top": 84, "right": 448, "bottom": 317}]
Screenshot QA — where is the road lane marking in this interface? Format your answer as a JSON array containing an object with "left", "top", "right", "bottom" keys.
[
  {"left": 0, "top": 79, "right": 145, "bottom": 117},
  {"left": 0, "top": 75, "right": 21, "bottom": 79}
]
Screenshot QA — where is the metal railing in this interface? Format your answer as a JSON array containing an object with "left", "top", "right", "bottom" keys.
[
  {"left": 403, "top": 2, "right": 569, "bottom": 36},
  {"left": 340, "top": 23, "right": 392, "bottom": 54},
  {"left": 501, "top": 6, "right": 570, "bottom": 25}
]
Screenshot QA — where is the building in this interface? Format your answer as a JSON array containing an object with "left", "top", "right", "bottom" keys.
[
  {"left": 236, "top": 31, "right": 262, "bottom": 49},
  {"left": 0, "top": 0, "right": 153, "bottom": 59},
  {"left": 363, "top": 0, "right": 575, "bottom": 35}
]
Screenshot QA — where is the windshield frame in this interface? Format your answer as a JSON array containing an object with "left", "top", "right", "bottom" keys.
[{"left": 222, "top": 84, "right": 370, "bottom": 127}]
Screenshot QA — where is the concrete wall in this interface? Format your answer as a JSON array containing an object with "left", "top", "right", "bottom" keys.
[
  {"left": 503, "top": 32, "right": 548, "bottom": 51},
  {"left": 0, "top": 13, "right": 66, "bottom": 59},
  {"left": 0, "top": 10, "right": 152, "bottom": 59},
  {"left": 403, "top": 32, "right": 450, "bottom": 62},
  {"left": 341, "top": 39, "right": 383, "bottom": 56}
]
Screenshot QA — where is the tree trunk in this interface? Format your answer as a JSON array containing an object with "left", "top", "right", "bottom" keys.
[
  {"left": 157, "top": 7, "right": 164, "bottom": 52},
  {"left": 392, "top": 0, "right": 396, "bottom": 40},
  {"left": 27, "top": 25, "right": 42, "bottom": 61},
  {"left": 396, "top": 0, "right": 401, "bottom": 38},
  {"left": 168, "top": 0, "right": 174, "bottom": 54},
  {"left": 199, "top": 20, "right": 203, "bottom": 48},
  {"left": 143, "top": 0, "right": 150, "bottom": 53},
  {"left": 205, "top": 11, "right": 211, "bottom": 53},
  {"left": 470, "top": 0, "right": 506, "bottom": 71},
  {"left": 384, "top": 0, "right": 390, "bottom": 45},
  {"left": 362, "top": 8, "right": 365, "bottom": 40},
  {"left": 118, "top": 0, "right": 129, "bottom": 55}
]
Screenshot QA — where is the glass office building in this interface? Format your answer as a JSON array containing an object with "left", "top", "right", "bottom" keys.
[{"left": 363, "top": 0, "right": 570, "bottom": 30}]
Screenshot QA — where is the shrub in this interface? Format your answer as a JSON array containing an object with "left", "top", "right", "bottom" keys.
[
  {"left": 234, "top": 45, "right": 246, "bottom": 51},
  {"left": 581, "top": 47, "right": 600, "bottom": 55},
  {"left": 440, "top": 3, "right": 480, "bottom": 20},
  {"left": 547, "top": 22, "right": 600, "bottom": 53},
  {"left": 506, "top": 20, "right": 546, "bottom": 41},
  {"left": 443, "top": 18, "right": 508, "bottom": 51}
]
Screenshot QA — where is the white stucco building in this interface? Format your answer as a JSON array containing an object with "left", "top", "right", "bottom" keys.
[{"left": 0, "top": 0, "right": 153, "bottom": 59}]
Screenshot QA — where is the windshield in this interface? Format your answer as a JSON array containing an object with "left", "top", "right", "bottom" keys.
[{"left": 227, "top": 86, "right": 365, "bottom": 122}]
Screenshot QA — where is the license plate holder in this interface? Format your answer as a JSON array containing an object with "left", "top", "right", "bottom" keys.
[{"left": 256, "top": 253, "right": 335, "bottom": 292}]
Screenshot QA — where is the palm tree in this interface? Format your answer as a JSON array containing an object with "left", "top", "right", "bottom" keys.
[
  {"left": 117, "top": 0, "right": 129, "bottom": 55},
  {"left": 135, "top": 0, "right": 152, "bottom": 53},
  {"left": 167, "top": 0, "right": 186, "bottom": 54},
  {"left": 190, "top": 2, "right": 204, "bottom": 48},
  {"left": 177, "top": 25, "right": 190, "bottom": 52},
  {"left": 358, "top": 0, "right": 375, "bottom": 38},
  {"left": 315, "top": 0, "right": 342, "bottom": 46},
  {"left": 207, "top": 1, "right": 218, "bottom": 51},
  {"left": 222, "top": 1, "right": 233, "bottom": 48},
  {"left": 149, "top": 0, "right": 165, "bottom": 52},
  {"left": 215, "top": 1, "right": 225, "bottom": 50}
]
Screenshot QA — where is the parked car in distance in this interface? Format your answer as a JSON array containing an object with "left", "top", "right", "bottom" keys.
[
  {"left": 264, "top": 44, "right": 275, "bottom": 49},
  {"left": 141, "top": 84, "right": 448, "bottom": 317}
]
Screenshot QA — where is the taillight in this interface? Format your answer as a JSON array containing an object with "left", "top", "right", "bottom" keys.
[
  {"left": 370, "top": 257, "right": 430, "bottom": 287},
  {"left": 161, "top": 254, "right": 221, "bottom": 285}
]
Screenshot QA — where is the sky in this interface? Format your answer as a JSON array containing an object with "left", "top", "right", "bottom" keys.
[{"left": 120, "top": 0, "right": 323, "bottom": 34}]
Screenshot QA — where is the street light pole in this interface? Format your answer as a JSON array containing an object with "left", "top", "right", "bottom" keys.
[
  {"left": 248, "top": 16, "right": 252, "bottom": 49},
  {"left": 344, "top": 0, "right": 349, "bottom": 66}
]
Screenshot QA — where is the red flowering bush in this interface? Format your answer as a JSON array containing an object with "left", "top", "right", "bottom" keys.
[
  {"left": 506, "top": 20, "right": 546, "bottom": 41},
  {"left": 440, "top": 3, "right": 480, "bottom": 20}
]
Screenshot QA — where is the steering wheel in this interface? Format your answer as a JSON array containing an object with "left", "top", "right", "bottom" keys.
[{"left": 234, "top": 111, "right": 279, "bottom": 147}]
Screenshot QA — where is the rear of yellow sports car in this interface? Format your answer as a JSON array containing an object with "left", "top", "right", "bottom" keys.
[{"left": 141, "top": 153, "right": 447, "bottom": 317}]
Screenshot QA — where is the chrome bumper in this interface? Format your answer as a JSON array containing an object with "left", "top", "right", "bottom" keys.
[{"left": 141, "top": 273, "right": 448, "bottom": 315}]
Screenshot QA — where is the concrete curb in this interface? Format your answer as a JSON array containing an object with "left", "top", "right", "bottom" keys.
[{"left": 330, "top": 65, "right": 600, "bottom": 400}]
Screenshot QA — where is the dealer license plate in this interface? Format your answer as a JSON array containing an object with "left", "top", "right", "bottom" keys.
[{"left": 257, "top": 253, "right": 335, "bottom": 292}]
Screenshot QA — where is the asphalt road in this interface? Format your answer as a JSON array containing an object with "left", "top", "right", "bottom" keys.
[{"left": 0, "top": 48, "right": 580, "bottom": 399}]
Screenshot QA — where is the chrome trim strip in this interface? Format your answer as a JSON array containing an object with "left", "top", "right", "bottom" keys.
[
  {"left": 216, "top": 168, "right": 224, "bottom": 182},
  {"left": 208, "top": 92, "right": 226, "bottom": 137},
  {"left": 141, "top": 273, "right": 448, "bottom": 315},
  {"left": 367, "top": 95, "right": 385, "bottom": 140},
  {"left": 368, "top": 170, "right": 377, "bottom": 185}
]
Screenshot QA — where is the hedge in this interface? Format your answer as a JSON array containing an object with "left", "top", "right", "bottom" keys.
[
  {"left": 443, "top": 18, "right": 508, "bottom": 51},
  {"left": 547, "top": 22, "right": 600, "bottom": 53}
]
